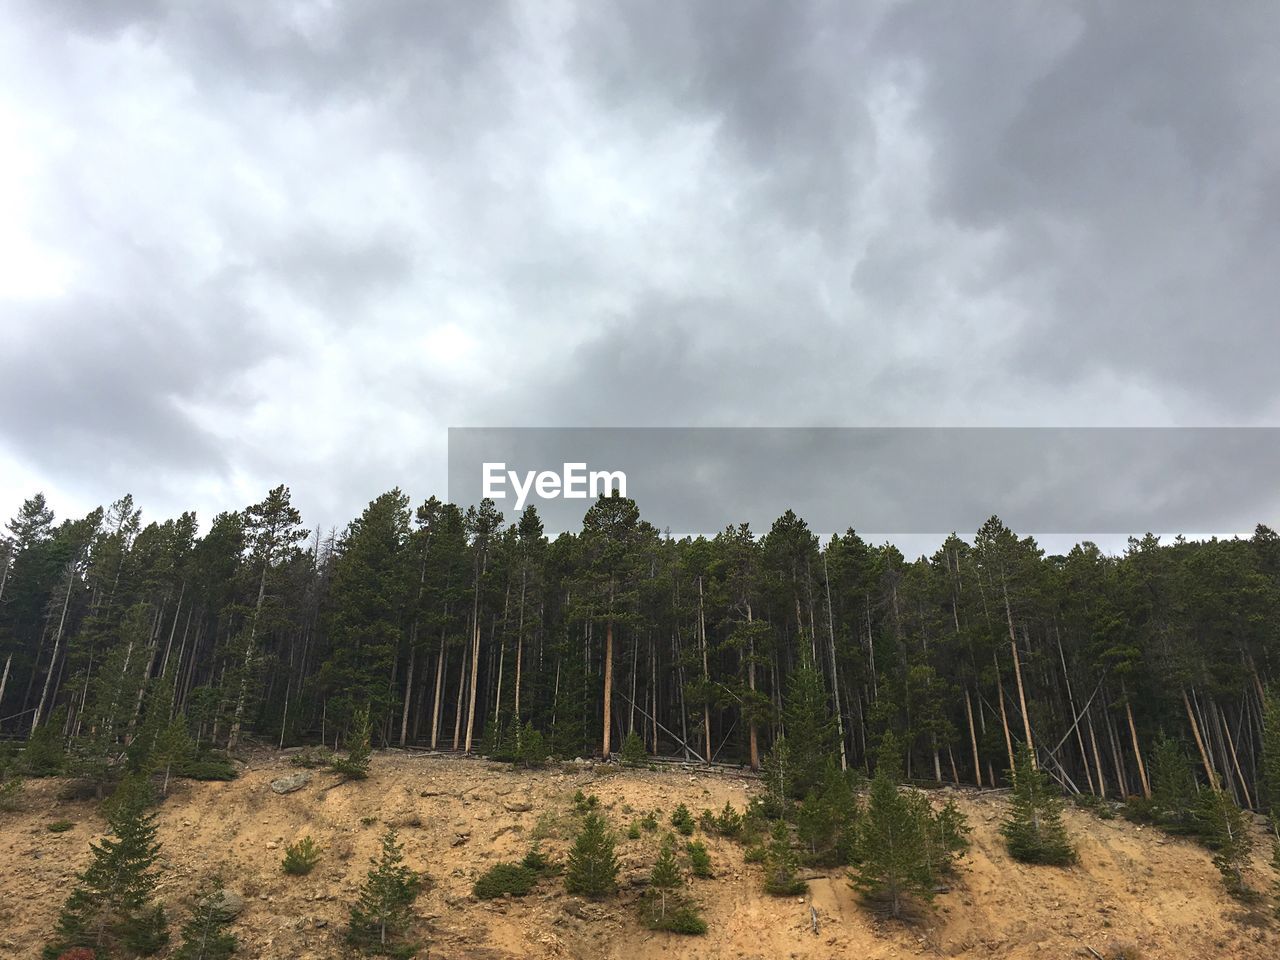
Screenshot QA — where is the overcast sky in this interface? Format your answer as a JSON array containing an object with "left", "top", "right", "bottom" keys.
[{"left": 2, "top": 1, "right": 1278, "bottom": 542}]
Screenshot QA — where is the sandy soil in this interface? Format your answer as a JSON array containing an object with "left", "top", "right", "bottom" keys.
[{"left": 1, "top": 751, "right": 1277, "bottom": 959}]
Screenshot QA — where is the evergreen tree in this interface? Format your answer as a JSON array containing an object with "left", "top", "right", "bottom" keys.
[
  {"left": 45, "top": 776, "right": 168, "bottom": 958},
  {"left": 1001, "top": 746, "right": 1076, "bottom": 865},
  {"left": 347, "top": 829, "right": 422, "bottom": 956},
  {"left": 851, "top": 734, "right": 935, "bottom": 918},
  {"left": 1260, "top": 690, "right": 1280, "bottom": 824},
  {"left": 762, "top": 821, "right": 806, "bottom": 896},
  {"left": 173, "top": 876, "right": 237, "bottom": 960},
  {"left": 783, "top": 658, "right": 837, "bottom": 797},
  {"left": 564, "top": 812, "right": 619, "bottom": 899},
  {"left": 1148, "top": 734, "right": 1199, "bottom": 834},
  {"left": 330, "top": 705, "right": 373, "bottom": 781},
  {"left": 760, "top": 735, "right": 792, "bottom": 819},
  {"left": 641, "top": 834, "right": 707, "bottom": 935},
  {"left": 1198, "top": 787, "right": 1255, "bottom": 898},
  {"left": 648, "top": 834, "right": 683, "bottom": 917}
]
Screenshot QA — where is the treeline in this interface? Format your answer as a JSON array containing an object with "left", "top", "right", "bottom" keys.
[{"left": 2, "top": 485, "right": 1280, "bottom": 810}]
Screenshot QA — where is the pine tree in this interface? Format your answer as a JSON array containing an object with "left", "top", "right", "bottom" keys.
[
  {"left": 330, "top": 705, "right": 373, "bottom": 781},
  {"left": 851, "top": 734, "right": 935, "bottom": 918},
  {"left": 564, "top": 812, "right": 619, "bottom": 899},
  {"left": 686, "top": 840, "right": 712, "bottom": 878},
  {"left": 1001, "top": 746, "right": 1076, "bottom": 865},
  {"left": 1198, "top": 787, "right": 1255, "bottom": 898},
  {"left": 1148, "top": 735, "right": 1198, "bottom": 834},
  {"left": 1260, "top": 691, "right": 1280, "bottom": 825},
  {"left": 347, "top": 829, "right": 422, "bottom": 956},
  {"left": 641, "top": 834, "right": 706, "bottom": 935},
  {"left": 173, "top": 875, "right": 237, "bottom": 960},
  {"left": 620, "top": 730, "right": 646, "bottom": 767},
  {"left": 783, "top": 658, "right": 837, "bottom": 797},
  {"left": 761, "top": 735, "right": 792, "bottom": 819},
  {"left": 762, "top": 821, "right": 806, "bottom": 896},
  {"left": 45, "top": 776, "right": 168, "bottom": 957}
]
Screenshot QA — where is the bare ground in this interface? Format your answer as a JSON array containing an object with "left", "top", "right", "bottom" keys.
[{"left": 1, "top": 751, "right": 1277, "bottom": 959}]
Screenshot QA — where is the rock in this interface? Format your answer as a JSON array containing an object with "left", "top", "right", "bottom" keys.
[
  {"left": 209, "top": 888, "right": 246, "bottom": 917},
  {"left": 270, "top": 772, "right": 311, "bottom": 795},
  {"left": 503, "top": 800, "right": 533, "bottom": 813}
]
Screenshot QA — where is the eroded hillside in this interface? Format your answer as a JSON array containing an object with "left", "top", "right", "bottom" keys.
[{"left": 1, "top": 752, "right": 1277, "bottom": 959}]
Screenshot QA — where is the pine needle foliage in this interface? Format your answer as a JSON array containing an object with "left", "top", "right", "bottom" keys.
[
  {"left": 1000, "top": 747, "right": 1076, "bottom": 866},
  {"left": 641, "top": 834, "right": 706, "bottom": 935},
  {"left": 686, "top": 840, "right": 712, "bottom": 878},
  {"left": 172, "top": 875, "right": 237, "bottom": 960},
  {"left": 44, "top": 776, "right": 168, "bottom": 958},
  {"left": 282, "top": 836, "right": 322, "bottom": 876},
  {"left": 1197, "top": 787, "right": 1255, "bottom": 899},
  {"left": 330, "top": 706, "right": 373, "bottom": 782},
  {"left": 851, "top": 736, "right": 936, "bottom": 918},
  {"left": 762, "top": 821, "right": 806, "bottom": 896},
  {"left": 564, "top": 812, "right": 619, "bottom": 899},
  {"left": 346, "top": 829, "right": 422, "bottom": 957}
]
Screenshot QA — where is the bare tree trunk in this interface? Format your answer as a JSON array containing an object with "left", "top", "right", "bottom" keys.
[
  {"left": 995, "top": 652, "right": 1015, "bottom": 775},
  {"left": 1003, "top": 583, "right": 1034, "bottom": 763},
  {"left": 431, "top": 639, "right": 446, "bottom": 750},
  {"left": 399, "top": 646, "right": 415, "bottom": 747},
  {"left": 822, "top": 553, "right": 847, "bottom": 771},
  {"left": 453, "top": 634, "right": 469, "bottom": 751},
  {"left": 1124, "top": 695, "right": 1151, "bottom": 799},
  {"left": 228, "top": 565, "right": 267, "bottom": 750},
  {"left": 1086, "top": 706, "right": 1106, "bottom": 798},
  {"left": 747, "top": 603, "right": 759, "bottom": 771},
  {"left": 698, "top": 577, "right": 711, "bottom": 763},
  {"left": 1219, "top": 701, "right": 1252, "bottom": 808},
  {"left": 1184, "top": 688, "right": 1219, "bottom": 790},
  {"left": 32, "top": 562, "right": 75, "bottom": 732},
  {"left": 464, "top": 615, "right": 481, "bottom": 753},
  {"left": 965, "top": 687, "right": 982, "bottom": 787},
  {"left": 602, "top": 616, "right": 614, "bottom": 759}
]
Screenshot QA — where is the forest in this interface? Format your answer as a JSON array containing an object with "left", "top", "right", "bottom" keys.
[{"left": 1, "top": 484, "right": 1278, "bottom": 815}]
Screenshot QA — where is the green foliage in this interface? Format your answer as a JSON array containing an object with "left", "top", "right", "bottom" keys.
[
  {"left": 712, "top": 801, "right": 743, "bottom": 838},
  {"left": 1260, "top": 691, "right": 1280, "bottom": 824},
  {"left": 670, "top": 803, "right": 695, "bottom": 836},
  {"left": 686, "top": 840, "right": 712, "bottom": 878},
  {"left": 0, "top": 772, "right": 24, "bottom": 812},
  {"left": 1146, "top": 735, "right": 1200, "bottom": 835},
  {"left": 1197, "top": 787, "right": 1255, "bottom": 898},
  {"left": 176, "top": 753, "right": 237, "bottom": 782},
  {"left": 329, "top": 706, "right": 373, "bottom": 782},
  {"left": 290, "top": 746, "right": 335, "bottom": 769},
  {"left": 640, "top": 834, "right": 707, "bottom": 934},
  {"left": 24, "top": 708, "right": 68, "bottom": 777},
  {"left": 760, "top": 736, "right": 792, "bottom": 819},
  {"left": 347, "top": 829, "right": 422, "bottom": 957},
  {"left": 797, "top": 763, "right": 859, "bottom": 866},
  {"left": 743, "top": 844, "right": 767, "bottom": 863},
  {"left": 172, "top": 876, "right": 237, "bottom": 960},
  {"left": 928, "top": 797, "right": 972, "bottom": 877},
  {"left": 851, "top": 737, "right": 936, "bottom": 918},
  {"left": 619, "top": 730, "right": 646, "bottom": 767},
  {"left": 44, "top": 776, "right": 168, "bottom": 958},
  {"left": 762, "top": 821, "right": 806, "bottom": 896},
  {"left": 783, "top": 660, "right": 838, "bottom": 797},
  {"left": 627, "top": 821, "right": 641, "bottom": 840},
  {"left": 564, "top": 812, "right": 619, "bottom": 899},
  {"left": 515, "top": 721, "right": 550, "bottom": 768},
  {"left": 639, "top": 810, "right": 658, "bottom": 831},
  {"left": 572, "top": 790, "right": 599, "bottom": 814},
  {"left": 521, "top": 845, "right": 557, "bottom": 875},
  {"left": 48, "top": 819, "right": 74, "bottom": 833},
  {"left": 473, "top": 862, "right": 537, "bottom": 899},
  {"left": 282, "top": 836, "right": 322, "bottom": 876},
  {"left": 1000, "top": 747, "right": 1076, "bottom": 866}
]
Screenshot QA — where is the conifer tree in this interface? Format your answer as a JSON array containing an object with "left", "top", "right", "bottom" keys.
[
  {"left": 641, "top": 834, "right": 706, "bottom": 934},
  {"left": 762, "top": 821, "right": 806, "bottom": 896},
  {"left": 564, "top": 812, "right": 619, "bottom": 899},
  {"left": 173, "top": 875, "right": 237, "bottom": 960},
  {"left": 1198, "top": 787, "right": 1255, "bottom": 898},
  {"left": 330, "top": 705, "right": 373, "bottom": 781},
  {"left": 1001, "top": 746, "right": 1076, "bottom": 865},
  {"left": 761, "top": 735, "right": 792, "bottom": 819},
  {"left": 1260, "top": 691, "right": 1280, "bottom": 824},
  {"left": 45, "top": 776, "right": 168, "bottom": 958},
  {"left": 851, "top": 734, "right": 934, "bottom": 918},
  {"left": 347, "top": 829, "right": 422, "bottom": 956},
  {"left": 783, "top": 658, "right": 837, "bottom": 797},
  {"left": 1148, "top": 734, "right": 1198, "bottom": 834},
  {"left": 649, "top": 834, "right": 683, "bottom": 918}
]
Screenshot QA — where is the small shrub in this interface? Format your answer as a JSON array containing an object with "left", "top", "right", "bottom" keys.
[
  {"left": 698, "top": 809, "right": 716, "bottom": 833},
  {"left": 670, "top": 804, "right": 695, "bottom": 836},
  {"left": 573, "top": 790, "right": 600, "bottom": 814},
  {"left": 290, "top": 746, "right": 334, "bottom": 769},
  {"left": 762, "top": 821, "right": 806, "bottom": 896},
  {"left": 640, "top": 811, "right": 658, "bottom": 832},
  {"left": 521, "top": 845, "right": 558, "bottom": 875},
  {"left": 474, "top": 862, "right": 538, "bottom": 899},
  {"left": 619, "top": 731, "right": 646, "bottom": 768},
  {"left": 282, "top": 836, "right": 322, "bottom": 876},
  {"left": 359, "top": 816, "right": 376, "bottom": 827},
  {"left": 0, "top": 775, "right": 25, "bottom": 812},
  {"left": 627, "top": 821, "right": 641, "bottom": 840},
  {"left": 686, "top": 840, "right": 712, "bottom": 878},
  {"left": 516, "top": 722, "right": 550, "bottom": 768},
  {"left": 329, "top": 708, "right": 373, "bottom": 782},
  {"left": 564, "top": 812, "right": 619, "bottom": 899},
  {"left": 177, "top": 753, "right": 237, "bottom": 782},
  {"left": 743, "top": 844, "right": 767, "bottom": 864},
  {"left": 47, "top": 820, "right": 74, "bottom": 833}
]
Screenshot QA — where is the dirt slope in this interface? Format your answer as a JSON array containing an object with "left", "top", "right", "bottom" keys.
[{"left": 1, "top": 751, "right": 1276, "bottom": 959}]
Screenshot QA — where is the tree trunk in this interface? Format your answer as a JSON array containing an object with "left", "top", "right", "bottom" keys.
[
  {"left": 32, "top": 562, "right": 75, "bottom": 732},
  {"left": 1124, "top": 696, "right": 1151, "bottom": 799},
  {"left": 965, "top": 687, "right": 982, "bottom": 787},
  {"left": 822, "top": 553, "right": 847, "bottom": 771},
  {"left": 399, "top": 646, "right": 415, "bottom": 747},
  {"left": 431, "top": 639, "right": 446, "bottom": 750},
  {"left": 602, "top": 616, "right": 614, "bottom": 759},
  {"left": 1184, "top": 688, "right": 1219, "bottom": 790},
  {"left": 228, "top": 565, "right": 268, "bottom": 750},
  {"left": 698, "top": 576, "right": 711, "bottom": 763}
]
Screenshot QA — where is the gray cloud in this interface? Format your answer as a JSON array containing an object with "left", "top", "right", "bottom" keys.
[{"left": 2, "top": 0, "right": 1277, "bottom": 541}]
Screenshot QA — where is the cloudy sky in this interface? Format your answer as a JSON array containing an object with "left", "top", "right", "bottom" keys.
[{"left": 2, "top": 1, "right": 1278, "bottom": 538}]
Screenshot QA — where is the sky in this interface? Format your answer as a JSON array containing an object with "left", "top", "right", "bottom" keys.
[{"left": 2, "top": 1, "right": 1278, "bottom": 547}]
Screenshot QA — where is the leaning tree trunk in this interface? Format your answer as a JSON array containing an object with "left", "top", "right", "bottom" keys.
[{"left": 602, "top": 615, "right": 614, "bottom": 759}]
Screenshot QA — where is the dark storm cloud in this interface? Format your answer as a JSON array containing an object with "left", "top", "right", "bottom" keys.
[{"left": 2, "top": 0, "right": 1277, "bottom": 541}]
